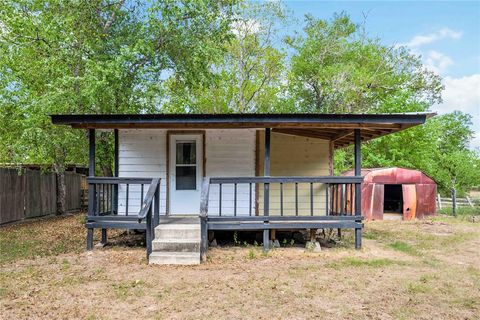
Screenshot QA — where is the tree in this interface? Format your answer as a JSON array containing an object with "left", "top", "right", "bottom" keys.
[
  {"left": 165, "top": 0, "right": 289, "bottom": 113},
  {"left": 0, "top": 0, "right": 237, "bottom": 213},
  {"left": 286, "top": 13, "right": 478, "bottom": 198},
  {"left": 286, "top": 13, "right": 443, "bottom": 113},
  {"left": 346, "top": 111, "right": 480, "bottom": 197},
  {"left": 431, "top": 113, "right": 480, "bottom": 203}
]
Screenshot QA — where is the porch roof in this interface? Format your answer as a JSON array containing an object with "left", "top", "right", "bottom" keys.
[{"left": 51, "top": 112, "right": 434, "bottom": 148}]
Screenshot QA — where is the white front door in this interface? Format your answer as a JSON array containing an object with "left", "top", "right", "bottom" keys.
[{"left": 169, "top": 134, "right": 203, "bottom": 215}]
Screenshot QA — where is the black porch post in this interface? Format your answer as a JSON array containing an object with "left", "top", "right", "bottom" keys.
[
  {"left": 263, "top": 128, "right": 271, "bottom": 252},
  {"left": 113, "top": 129, "right": 119, "bottom": 214},
  {"left": 354, "top": 129, "right": 362, "bottom": 249},
  {"left": 87, "top": 129, "right": 95, "bottom": 250}
]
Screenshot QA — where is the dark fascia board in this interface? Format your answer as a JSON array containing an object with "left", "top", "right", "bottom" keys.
[{"left": 50, "top": 112, "right": 434, "bottom": 129}]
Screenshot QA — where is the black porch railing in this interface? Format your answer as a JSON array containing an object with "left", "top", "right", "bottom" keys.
[
  {"left": 204, "top": 176, "right": 363, "bottom": 217},
  {"left": 199, "top": 176, "right": 364, "bottom": 259},
  {"left": 85, "top": 177, "right": 160, "bottom": 257},
  {"left": 88, "top": 177, "right": 153, "bottom": 216}
]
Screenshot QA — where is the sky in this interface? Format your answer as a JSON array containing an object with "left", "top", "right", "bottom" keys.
[{"left": 281, "top": 0, "right": 480, "bottom": 149}]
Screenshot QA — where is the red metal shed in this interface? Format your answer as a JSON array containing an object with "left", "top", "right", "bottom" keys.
[{"left": 341, "top": 167, "right": 437, "bottom": 220}]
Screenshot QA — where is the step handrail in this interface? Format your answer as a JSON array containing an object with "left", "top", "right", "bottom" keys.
[
  {"left": 200, "top": 177, "right": 211, "bottom": 218},
  {"left": 138, "top": 178, "right": 161, "bottom": 221},
  {"left": 137, "top": 178, "right": 161, "bottom": 257}
]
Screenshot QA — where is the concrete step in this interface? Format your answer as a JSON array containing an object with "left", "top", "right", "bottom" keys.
[
  {"left": 384, "top": 213, "right": 403, "bottom": 221},
  {"left": 152, "top": 238, "right": 200, "bottom": 252},
  {"left": 149, "top": 251, "right": 200, "bottom": 265},
  {"left": 154, "top": 224, "right": 200, "bottom": 240}
]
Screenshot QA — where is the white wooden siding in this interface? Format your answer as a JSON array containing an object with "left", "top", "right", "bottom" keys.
[
  {"left": 116, "top": 129, "right": 331, "bottom": 217},
  {"left": 205, "top": 129, "right": 256, "bottom": 216},
  {"left": 118, "top": 129, "right": 167, "bottom": 215},
  {"left": 258, "top": 132, "right": 330, "bottom": 216},
  {"left": 117, "top": 129, "right": 256, "bottom": 216}
]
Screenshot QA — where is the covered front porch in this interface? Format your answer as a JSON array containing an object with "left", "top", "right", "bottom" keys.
[{"left": 51, "top": 113, "right": 431, "bottom": 263}]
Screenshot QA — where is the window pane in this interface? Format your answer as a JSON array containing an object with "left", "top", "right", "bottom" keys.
[
  {"left": 176, "top": 166, "right": 196, "bottom": 190},
  {"left": 176, "top": 142, "right": 196, "bottom": 165}
]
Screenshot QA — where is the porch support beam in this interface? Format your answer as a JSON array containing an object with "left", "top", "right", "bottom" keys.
[
  {"left": 264, "top": 128, "right": 271, "bottom": 176},
  {"left": 87, "top": 129, "right": 95, "bottom": 250},
  {"left": 354, "top": 129, "right": 362, "bottom": 250},
  {"left": 114, "top": 129, "right": 119, "bottom": 176},
  {"left": 263, "top": 128, "right": 271, "bottom": 251},
  {"left": 113, "top": 129, "right": 119, "bottom": 214},
  {"left": 89, "top": 129, "right": 96, "bottom": 177}
]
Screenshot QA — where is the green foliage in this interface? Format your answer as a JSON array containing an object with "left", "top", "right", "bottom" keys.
[
  {"left": 166, "top": 0, "right": 290, "bottom": 113},
  {"left": 350, "top": 111, "right": 480, "bottom": 194},
  {"left": 233, "top": 231, "right": 239, "bottom": 245},
  {"left": 247, "top": 249, "right": 256, "bottom": 259},
  {"left": 0, "top": 2, "right": 477, "bottom": 196},
  {"left": 286, "top": 13, "right": 442, "bottom": 113},
  {"left": 0, "top": 0, "right": 238, "bottom": 170},
  {"left": 438, "top": 206, "right": 480, "bottom": 216}
]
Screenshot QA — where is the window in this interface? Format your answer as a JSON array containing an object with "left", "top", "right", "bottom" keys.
[{"left": 175, "top": 141, "right": 196, "bottom": 190}]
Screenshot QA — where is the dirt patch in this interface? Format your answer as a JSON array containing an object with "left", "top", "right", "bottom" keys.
[{"left": 1, "top": 214, "right": 479, "bottom": 319}]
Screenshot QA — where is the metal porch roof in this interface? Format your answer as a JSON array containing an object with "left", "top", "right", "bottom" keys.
[{"left": 51, "top": 112, "right": 434, "bottom": 148}]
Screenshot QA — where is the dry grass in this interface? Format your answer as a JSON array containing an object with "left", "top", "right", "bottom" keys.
[{"left": 1, "top": 213, "right": 479, "bottom": 320}]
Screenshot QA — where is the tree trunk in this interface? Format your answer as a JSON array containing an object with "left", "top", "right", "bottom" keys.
[
  {"left": 53, "top": 163, "right": 66, "bottom": 215},
  {"left": 451, "top": 187, "right": 457, "bottom": 217},
  {"left": 101, "top": 162, "right": 113, "bottom": 177},
  {"left": 98, "top": 131, "right": 114, "bottom": 177}
]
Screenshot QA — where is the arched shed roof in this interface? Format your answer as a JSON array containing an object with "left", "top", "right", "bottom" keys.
[{"left": 342, "top": 167, "right": 436, "bottom": 185}]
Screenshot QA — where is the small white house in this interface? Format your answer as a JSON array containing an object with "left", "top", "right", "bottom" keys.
[
  {"left": 117, "top": 128, "right": 331, "bottom": 217},
  {"left": 52, "top": 113, "right": 432, "bottom": 264}
]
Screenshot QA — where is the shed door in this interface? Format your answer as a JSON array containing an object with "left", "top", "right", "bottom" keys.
[
  {"left": 169, "top": 134, "right": 203, "bottom": 215},
  {"left": 371, "top": 183, "right": 384, "bottom": 220},
  {"left": 402, "top": 184, "right": 417, "bottom": 220},
  {"left": 415, "top": 184, "right": 437, "bottom": 219}
]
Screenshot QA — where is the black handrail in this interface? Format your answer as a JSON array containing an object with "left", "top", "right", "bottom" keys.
[
  {"left": 138, "top": 178, "right": 160, "bottom": 221},
  {"left": 137, "top": 178, "right": 160, "bottom": 256}
]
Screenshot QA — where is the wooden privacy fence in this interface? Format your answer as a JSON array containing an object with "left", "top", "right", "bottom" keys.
[
  {"left": 0, "top": 168, "right": 84, "bottom": 225},
  {"left": 64, "top": 171, "right": 83, "bottom": 211}
]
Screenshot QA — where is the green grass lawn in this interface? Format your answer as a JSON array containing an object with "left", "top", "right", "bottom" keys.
[{"left": 1, "top": 213, "right": 479, "bottom": 319}]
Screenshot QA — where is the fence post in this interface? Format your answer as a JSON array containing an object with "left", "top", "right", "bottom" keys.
[
  {"left": 466, "top": 196, "right": 473, "bottom": 208},
  {"left": 437, "top": 193, "right": 442, "bottom": 210}
]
